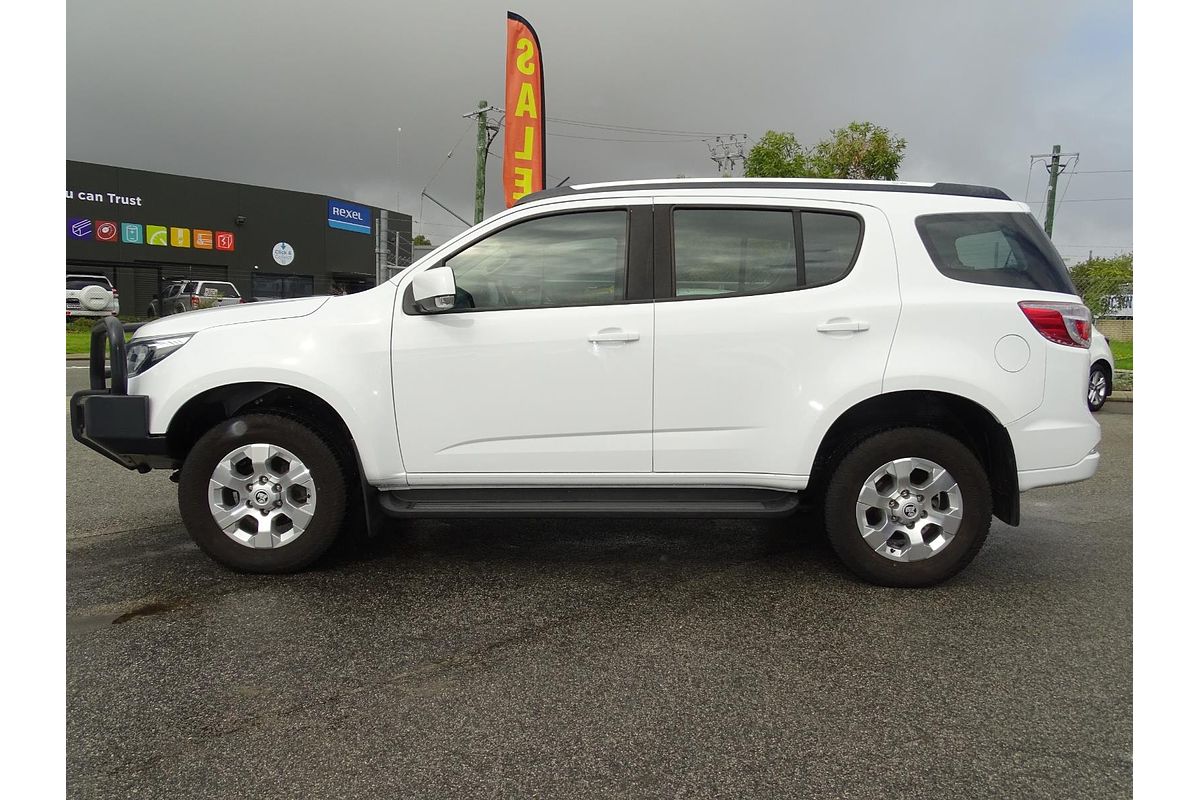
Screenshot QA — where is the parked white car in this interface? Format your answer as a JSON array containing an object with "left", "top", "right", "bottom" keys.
[
  {"left": 72, "top": 178, "right": 1101, "bottom": 586},
  {"left": 66, "top": 273, "right": 119, "bottom": 319}
]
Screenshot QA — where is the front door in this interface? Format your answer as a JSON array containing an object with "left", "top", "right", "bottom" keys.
[{"left": 393, "top": 202, "right": 654, "bottom": 477}]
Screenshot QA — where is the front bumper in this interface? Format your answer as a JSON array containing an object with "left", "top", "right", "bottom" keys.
[
  {"left": 71, "top": 391, "right": 173, "bottom": 471},
  {"left": 69, "top": 317, "right": 173, "bottom": 471}
]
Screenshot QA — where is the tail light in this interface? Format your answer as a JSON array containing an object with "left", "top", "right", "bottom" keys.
[
  {"left": 191, "top": 296, "right": 199, "bottom": 308},
  {"left": 238, "top": 298, "right": 244, "bottom": 303},
  {"left": 1019, "top": 301, "right": 1092, "bottom": 348}
]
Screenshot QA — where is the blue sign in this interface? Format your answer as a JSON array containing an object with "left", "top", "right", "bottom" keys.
[
  {"left": 327, "top": 198, "right": 372, "bottom": 235},
  {"left": 68, "top": 218, "right": 93, "bottom": 239}
]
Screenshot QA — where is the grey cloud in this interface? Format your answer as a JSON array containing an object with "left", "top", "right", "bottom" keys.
[{"left": 66, "top": 0, "right": 1130, "bottom": 256}]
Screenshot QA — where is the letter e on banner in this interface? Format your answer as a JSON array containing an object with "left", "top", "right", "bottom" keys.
[{"left": 503, "top": 12, "right": 545, "bottom": 207}]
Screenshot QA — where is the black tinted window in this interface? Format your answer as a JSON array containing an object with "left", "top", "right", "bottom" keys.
[
  {"left": 183, "top": 282, "right": 198, "bottom": 294},
  {"left": 802, "top": 212, "right": 861, "bottom": 286},
  {"left": 66, "top": 276, "right": 111, "bottom": 290},
  {"left": 673, "top": 209, "right": 797, "bottom": 297},
  {"left": 916, "top": 212, "right": 1075, "bottom": 293},
  {"left": 447, "top": 211, "right": 627, "bottom": 310}
]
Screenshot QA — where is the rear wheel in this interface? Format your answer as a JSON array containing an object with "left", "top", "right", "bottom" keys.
[
  {"left": 823, "top": 428, "right": 991, "bottom": 587},
  {"left": 178, "top": 414, "right": 348, "bottom": 573},
  {"left": 1088, "top": 363, "right": 1110, "bottom": 412}
]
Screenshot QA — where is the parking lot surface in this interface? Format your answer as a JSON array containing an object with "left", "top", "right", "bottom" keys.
[{"left": 67, "top": 365, "right": 1132, "bottom": 799}]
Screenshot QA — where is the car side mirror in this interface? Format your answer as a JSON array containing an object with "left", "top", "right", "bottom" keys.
[{"left": 412, "top": 266, "right": 458, "bottom": 313}]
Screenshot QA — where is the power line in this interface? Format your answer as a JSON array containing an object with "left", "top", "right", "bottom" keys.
[
  {"left": 547, "top": 132, "right": 708, "bottom": 143},
  {"left": 545, "top": 116, "right": 735, "bottom": 137},
  {"left": 1054, "top": 197, "right": 1133, "bottom": 203},
  {"left": 1064, "top": 169, "right": 1132, "bottom": 174}
]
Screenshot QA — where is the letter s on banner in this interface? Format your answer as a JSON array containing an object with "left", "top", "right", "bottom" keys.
[{"left": 504, "top": 12, "right": 545, "bottom": 207}]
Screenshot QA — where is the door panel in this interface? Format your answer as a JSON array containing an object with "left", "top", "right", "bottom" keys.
[
  {"left": 394, "top": 305, "right": 653, "bottom": 473},
  {"left": 652, "top": 199, "right": 899, "bottom": 476}
]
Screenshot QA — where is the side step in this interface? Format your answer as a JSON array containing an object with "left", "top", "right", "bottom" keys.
[{"left": 378, "top": 487, "right": 800, "bottom": 519}]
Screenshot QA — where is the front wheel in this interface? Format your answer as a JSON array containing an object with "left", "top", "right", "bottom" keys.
[
  {"left": 823, "top": 428, "right": 992, "bottom": 587},
  {"left": 178, "top": 414, "right": 348, "bottom": 573},
  {"left": 1088, "top": 364, "right": 1110, "bottom": 412}
]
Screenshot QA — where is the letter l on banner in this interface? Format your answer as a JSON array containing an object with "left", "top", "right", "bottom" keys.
[{"left": 504, "top": 11, "right": 545, "bottom": 207}]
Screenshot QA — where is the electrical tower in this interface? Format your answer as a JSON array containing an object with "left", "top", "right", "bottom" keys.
[
  {"left": 705, "top": 135, "right": 748, "bottom": 176},
  {"left": 1031, "top": 145, "right": 1079, "bottom": 239}
]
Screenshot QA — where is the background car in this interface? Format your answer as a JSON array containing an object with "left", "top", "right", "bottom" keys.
[
  {"left": 148, "top": 280, "right": 243, "bottom": 317},
  {"left": 65, "top": 273, "right": 119, "bottom": 319},
  {"left": 146, "top": 280, "right": 187, "bottom": 318},
  {"left": 1088, "top": 328, "right": 1115, "bottom": 412}
]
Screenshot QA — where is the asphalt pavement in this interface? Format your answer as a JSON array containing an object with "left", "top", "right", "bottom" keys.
[{"left": 66, "top": 363, "right": 1132, "bottom": 799}]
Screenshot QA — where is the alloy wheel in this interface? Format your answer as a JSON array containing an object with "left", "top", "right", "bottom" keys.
[{"left": 856, "top": 457, "right": 963, "bottom": 562}]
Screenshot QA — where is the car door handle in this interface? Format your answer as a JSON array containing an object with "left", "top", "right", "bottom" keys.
[
  {"left": 588, "top": 330, "right": 640, "bottom": 344},
  {"left": 816, "top": 319, "right": 870, "bottom": 333}
]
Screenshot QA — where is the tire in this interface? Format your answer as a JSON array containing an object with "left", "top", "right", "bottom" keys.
[
  {"left": 823, "top": 427, "right": 991, "bottom": 587},
  {"left": 178, "top": 413, "right": 348, "bottom": 573},
  {"left": 80, "top": 285, "right": 113, "bottom": 311},
  {"left": 1088, "top": 363, "right": 1110, "bottom": 412},
  {"left": 146, "top": 306, "right": 157, "bottom": 319}
]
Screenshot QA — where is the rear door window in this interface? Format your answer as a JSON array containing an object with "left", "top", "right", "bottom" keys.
[
  {"left": 672, "top": 209, "right": 797, "bottom": 297},
  {"left": 916, "top": 212, "right": 1075, "bottom": 294}
]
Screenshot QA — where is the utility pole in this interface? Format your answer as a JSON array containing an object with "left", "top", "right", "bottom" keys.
[
  {"left": 1031, "top": 145, "right": 1078, "bottom": 239},
  {"left": 463, "top": 102, "right": 502, "bottom": 224},
  {"left": 473, "top": 100, "right": 487, "bottom": 224},
  {"left": 1044, "top": 144, "right": 1062, "bottom": 238}
]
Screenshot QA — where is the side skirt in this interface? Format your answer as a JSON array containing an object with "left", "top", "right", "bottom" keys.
[{"left": 378, "top": 487, "right": 800, "bottom": 519}]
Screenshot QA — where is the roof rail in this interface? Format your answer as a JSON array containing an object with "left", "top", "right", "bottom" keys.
[{"left": 516, "top": 179, "right": 1010, "bottom": 205}]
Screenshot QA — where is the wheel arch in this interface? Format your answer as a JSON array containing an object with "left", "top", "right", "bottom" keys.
[
  {"left": 165, "top": 382, "right": 385, "bottom": 536},
  {"left": 1092, "top": 358, "right": 1114, "bottom": 396},
  {"left": 166, "top": 382, "right": 355, "bottom": 462},
  {"left": 808, "top": 390, "right": 1020, "bottom": 526}
]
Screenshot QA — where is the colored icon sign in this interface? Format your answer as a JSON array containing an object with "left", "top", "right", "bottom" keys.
[
  {"left": 68, "top": 218, "right": 92, "bottom": 239},
  {"left": 121, "top": 223, "right": 143, "bottom": 244},
  {"left": 146, "top": 225, "right": 168, "bottom": 246},
  {"left": 193, "top": 229, "right": 213, "bottom": 249},
  {"left": 170, "top": 227, "right": 191, "bottom": 248},
  {"left": 215, "top": 231, "right": 235, "bottom": 251},
  {"left": 95, "top": 221, "right": 118, "bottom": 242}
]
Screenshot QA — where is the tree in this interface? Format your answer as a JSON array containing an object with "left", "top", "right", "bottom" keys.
[
  {"left": 1068, "top": 253, "right": 1133, "bottom": 322},
  {"left": 412, "top": 234, "right": 432, "bottom": 246},
  {"left": 810, "top": 121, "right": 906, "bottom": 180},
  {"left": 744, "top": 121, "right": 907, "bottom": 180},
  {"left": 744, "top": 130, "right": 814, "bottom": 178}
]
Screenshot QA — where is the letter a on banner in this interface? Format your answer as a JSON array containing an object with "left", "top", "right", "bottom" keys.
[{"left": 504, "top": 11, "right": 545, "bottom": 207}]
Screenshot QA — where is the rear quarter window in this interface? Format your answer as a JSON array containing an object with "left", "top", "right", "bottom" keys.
[{"left": 915, "top": 212, "right": 1075, "bottom": 294}]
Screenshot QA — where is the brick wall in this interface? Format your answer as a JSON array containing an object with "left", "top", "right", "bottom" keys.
[{"left": 1097, "top": 318, "right": 1133, "bottom": 342}]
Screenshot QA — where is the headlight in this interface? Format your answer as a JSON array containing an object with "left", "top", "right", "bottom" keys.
[{"left": 126, "top": 335, "right": 192, "bottom": 377}]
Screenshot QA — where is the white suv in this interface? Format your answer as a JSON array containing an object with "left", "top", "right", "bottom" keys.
[
  {"left": 71, "top": 179, "right": 1101, "bottom": 586},
  {"left": 66, "top": 273, "right": 119, "bottom": 319}
]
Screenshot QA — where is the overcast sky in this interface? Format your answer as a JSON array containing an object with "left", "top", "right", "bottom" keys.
[{"left": 65, "top": 0, "right": 1131, "bottom": 259}]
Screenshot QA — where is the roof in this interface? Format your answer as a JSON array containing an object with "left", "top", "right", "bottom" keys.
[{"left": 516, "top": 178, "right": 1010, "bottom": 205}]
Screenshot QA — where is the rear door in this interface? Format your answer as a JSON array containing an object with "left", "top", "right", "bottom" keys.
[{"left": 651, "top": 197, "right": 900, "bottom": 476}]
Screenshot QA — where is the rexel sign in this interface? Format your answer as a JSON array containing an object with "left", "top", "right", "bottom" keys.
[{"left": 327, "top": 198, "right": 372, "bottom": 235}]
